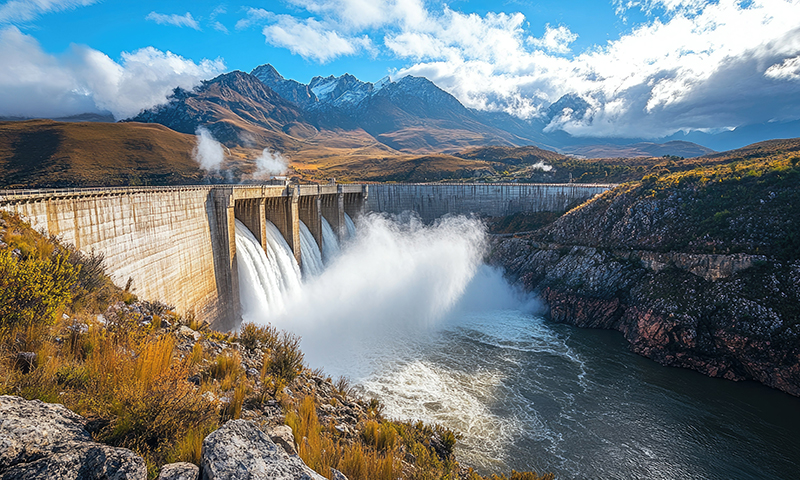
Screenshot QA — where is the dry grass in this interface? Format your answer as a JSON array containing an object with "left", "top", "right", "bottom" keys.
[{"left": 286, "top": 396, "right": 404, "bottom": 480}]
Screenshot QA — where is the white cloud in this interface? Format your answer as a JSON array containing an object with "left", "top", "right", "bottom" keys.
[
  {"left": 263, "top": 15, "right": 373, "bottom": 63},
  {"left": 0, "top": 26, "right": 226, "bottom": 120},
  {"left": 528, "top": 25, "right": 578, "bottom": 54},
  {"left": 212, "top": 21, "right": 228, "bottom": 33},
  {"left": 193, "top": 127, "right": 225, "bottom": 171},
  {"left": 235, "top": 8, "right": 273, "bottom": 30},
  {"left": 284, "top": 0, "right": 429, "bottom": 30},
  {"left": 0, "top": 0, "right": 98, "bottom": 24},
  {"left": 395, "top": 0, "right": 800, "bottom": 138},
  {"left": 146, "top": 11, "right": 201, "bottom": 30}
]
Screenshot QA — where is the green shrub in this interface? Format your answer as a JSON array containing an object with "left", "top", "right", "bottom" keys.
[
  {"left": 237, "top": 322, "right": 278, "bottom": 352},
  {"left": 0, "top": 248, "right": 77, "bottom": 330},
  {"left": 268, "top": 331, "right": 305, "bottom": 383}
]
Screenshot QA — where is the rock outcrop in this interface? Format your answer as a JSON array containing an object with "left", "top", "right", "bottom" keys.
[
  {"left": 201, "top": 420, "right": 326, "bottom": 480},
  {"left": 0, "top": 395, "right": 147, "bottom": 479},
  {"left": 489, "top": 173, "right": 800, "bottom": 396}
]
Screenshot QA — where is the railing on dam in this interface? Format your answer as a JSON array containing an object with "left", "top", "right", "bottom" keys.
[{"left": 0, "top": 183, "right": 367, "bottom": 202}]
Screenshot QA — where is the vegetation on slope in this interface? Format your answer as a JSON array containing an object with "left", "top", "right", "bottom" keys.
[
  {"left": 537, "top": 138, "right": 800, "bottom": 260},
  {"left": 0, "top": 212, "right": 551, "bottom": 480}
]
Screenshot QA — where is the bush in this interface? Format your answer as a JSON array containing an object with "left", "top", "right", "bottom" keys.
[
  {"left": 237, "top": 322, "right": 278, "bottom": 352},
  {"left": 0, "top": 248, "right": 77, "bottom": 331},
  {"left": 268, "top": 331, "right": 305, "bottom": 383}
]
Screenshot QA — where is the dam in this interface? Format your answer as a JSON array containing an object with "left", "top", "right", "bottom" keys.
[{"left": 0, "top": 182, "right": 612, "bottom": 330}]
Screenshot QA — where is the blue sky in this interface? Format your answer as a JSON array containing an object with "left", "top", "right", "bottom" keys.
[
  {"left": 1, "top": 0, "right": 800, "bottom": 139},
  {"left": 13, "top": 0, "right": 640, "bottom": 83}
]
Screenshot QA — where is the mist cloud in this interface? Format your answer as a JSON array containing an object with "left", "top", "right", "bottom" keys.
[
  {"left": 0, "top": 26, "right": 225, "bottom": 120},
  {"left": 193, "top": 127, "right": 225, "bottom": 171},
  {"left": 253, "top": 148, "right": 288, "bottom": 179}
]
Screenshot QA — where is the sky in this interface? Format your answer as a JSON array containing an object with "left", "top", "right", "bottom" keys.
[{"left": 1, "top": 0, "right": 799, "bottom": 140}]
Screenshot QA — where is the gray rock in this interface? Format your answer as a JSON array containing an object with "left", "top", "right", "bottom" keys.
[
  {"left": 201, "top": 420, "right": 325, "bottom": 480},
  {"left": 1, "top": 442, "right": 146, "bottom": 480},
  {"left": 157, "top": 462, "right": 199, "bottom": 480},
  {"left": 265, "top": 425, "right": 297, "bottom": 456},
  {"left": 0, "top": 395, "right": 91, "bottom": 469},
  {"left": 178, "top": 326, "right": 202, "bottom": 342},
  {"left": 0, "top": 395, "right": 146, "bottom": 480}
]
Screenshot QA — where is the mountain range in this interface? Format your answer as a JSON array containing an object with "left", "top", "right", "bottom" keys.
[{"left": 128, "top": 64, "right": 715, "bottom": 159}]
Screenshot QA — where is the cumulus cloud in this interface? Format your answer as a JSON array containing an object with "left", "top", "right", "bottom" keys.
[
  {"left": 146, "top": 11, "right": 201, "bottom": 30},
  {"left": 0, "top": 0, "right": 98, "bottom": 24},
  {"left": 0, "top": 27, "right": 225, "bottom": 120},
  {"left": 193, "top": 127, "right": 225, "bottom": 171},
  {"left": 253, "top": 148, "right": 288, "bottom": 179},
  {"left": 395, "top": 0, "right": 800, "bottom": 138},
  {"left": 245, "top": 0, "right": 800, "bottom": 138},
  {"left": 528, "top": 25, "right": 578, "bottom": 54},
  {"left": 263, "top": 16, "right": 373, "bottom": 63}
]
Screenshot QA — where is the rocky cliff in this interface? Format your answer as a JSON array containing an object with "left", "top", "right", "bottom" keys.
[{"left": 489, "top": 154, "right": 800, "bottom": 395}]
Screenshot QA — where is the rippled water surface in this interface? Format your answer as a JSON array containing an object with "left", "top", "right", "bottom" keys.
[{"left": 352, "top": 310, "right": 800, "bottom": 479}]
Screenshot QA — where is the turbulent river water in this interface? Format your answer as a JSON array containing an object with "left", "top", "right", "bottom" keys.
[{"left": 236, "top": 213, "right": 800, "bottom": 480}]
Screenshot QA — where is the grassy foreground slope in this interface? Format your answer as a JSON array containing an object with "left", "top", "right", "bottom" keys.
[{"left": 0, "top": 212, "right": 551, "bottom": 480}]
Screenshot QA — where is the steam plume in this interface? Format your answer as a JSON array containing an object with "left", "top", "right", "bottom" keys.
[
  {"left": 193, "top": 126, "right": 224, "bottom": 171},
  {"left": 253, "top": 148, "right": 288, "bottom": 178}
]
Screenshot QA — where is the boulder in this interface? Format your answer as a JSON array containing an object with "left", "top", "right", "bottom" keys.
[
  {"left": 0, "top": 395, "right": 91, "bottom": 469},
  {"left": 1, "top": 442, "right": 147, "bottom": 480},
  {"left": 0, "top": 395, "right": 146, "bottom": 480},
  {"left": 157, "top": 462, "right": 199, "bottom": 480},
  {"left": 201, "top": 420, "right": 325, "bottom": 480}
]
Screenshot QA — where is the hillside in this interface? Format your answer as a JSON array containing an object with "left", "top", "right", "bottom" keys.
[
  {"left": 0, "top": 120, "right": 206, "bottom": 188},
  {"left": 490, "top": 140, "right": 800, "bottom": 395}
]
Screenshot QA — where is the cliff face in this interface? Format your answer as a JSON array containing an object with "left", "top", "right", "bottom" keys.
[{"left": 489, "top": 160, "right": 800, "bottom": 396}]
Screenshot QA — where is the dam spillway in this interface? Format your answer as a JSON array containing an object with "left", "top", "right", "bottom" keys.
[{"left": 0, "top": 182, "right": 613, "bottom": 330}]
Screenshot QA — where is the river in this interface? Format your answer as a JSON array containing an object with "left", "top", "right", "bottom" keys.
[
  {"left": 238, "top": 213, "right": 800, "bottom": 479},
  {"left": 354, "top": 307, "right": 800, "bottom": 479}
]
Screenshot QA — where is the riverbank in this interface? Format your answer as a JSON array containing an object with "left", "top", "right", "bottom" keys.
[{"left": 488, "top": 148, "right": 800, "bottom": 396}]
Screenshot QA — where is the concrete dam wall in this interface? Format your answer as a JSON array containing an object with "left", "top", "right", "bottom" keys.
[
  {"left": 365, "top": 183, "right": 614, "bottom": 222},
  {"left": 1, "top": 182, "right": 613, "bottom": 330}
]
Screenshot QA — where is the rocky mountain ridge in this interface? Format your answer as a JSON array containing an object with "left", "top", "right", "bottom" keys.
[{"left": 128, "top": 63, "right": 712, "bottom": 157}]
